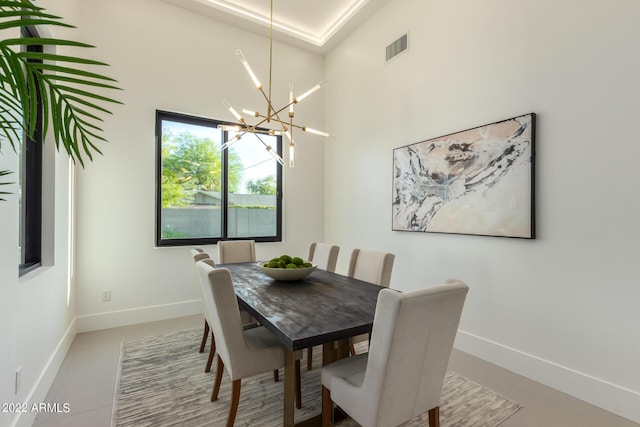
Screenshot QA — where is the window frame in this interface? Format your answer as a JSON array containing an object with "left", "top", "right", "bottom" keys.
[
  {"left": 18, "top": 25, "right": 43, "bottom": 276},
  {"left": 155, "top": 110, "right": 283, "bottom": 247}
]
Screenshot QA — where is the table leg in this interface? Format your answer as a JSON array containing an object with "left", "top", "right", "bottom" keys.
[
  {"left": 335, "top": 339, "right": 349, "bottom": 360},
  {"left": 284, "top": 348, "right": 296, "bottom": 427},
  {"left": 322, "top": 342, "right": 336, "bottom": 367}
]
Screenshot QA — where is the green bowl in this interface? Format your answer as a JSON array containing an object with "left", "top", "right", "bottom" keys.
[{"left": 257, "top": 261, "right": 317, "bottom": 281}]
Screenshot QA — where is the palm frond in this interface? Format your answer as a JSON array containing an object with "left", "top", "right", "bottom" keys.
[
  {"left": 0, "top": 0, "right": 122, "bottom": 177},
  {"left": 0, "top": 169, "right": 13, "bottom": 201}
]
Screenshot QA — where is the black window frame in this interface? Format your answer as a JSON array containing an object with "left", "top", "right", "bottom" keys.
[
  {"left": 155, "top": 110, "right": 283, "bottom": 247},
  {"left": 19, "top": 25, "right": 43, "bottom": 276}
]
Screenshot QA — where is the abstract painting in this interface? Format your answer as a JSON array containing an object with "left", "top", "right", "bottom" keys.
[{"left": 392, "top": 113, "right": 535, "bottom": 238}]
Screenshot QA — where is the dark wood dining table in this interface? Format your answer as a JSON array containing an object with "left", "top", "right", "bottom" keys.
[{"left": 220, "top": 262, "right": 384, "bottom": 427}]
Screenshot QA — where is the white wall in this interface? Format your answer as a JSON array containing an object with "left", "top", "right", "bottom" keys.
[
  {"left": 0, "top": 3, "right": 78, "bottom": 427},
  {"left": 324, "top": 0, "right": 640, "bottom": 422},
  {"left": 4, "top": 0, "right": 638, "bottom": 425},
  {"left": 73, "top": 0, "right": 326, "bottom": 331},
  {"left": 0, "top": 112, "right": 20, "bottom": 427}
]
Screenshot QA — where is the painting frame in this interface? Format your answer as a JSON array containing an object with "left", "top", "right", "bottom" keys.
[{"left": 392, "top": 113, "right": 536, "bottom": 239}]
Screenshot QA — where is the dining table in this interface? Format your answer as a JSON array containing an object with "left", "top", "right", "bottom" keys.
[{"left": 220, "top": 261, "right": 384, "bottom": 427}]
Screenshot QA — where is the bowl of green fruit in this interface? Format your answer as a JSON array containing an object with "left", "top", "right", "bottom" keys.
[{"left": 258, "top": 255, "right": 317, "bottom": 281}]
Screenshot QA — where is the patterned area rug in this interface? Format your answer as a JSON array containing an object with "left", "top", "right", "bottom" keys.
[{"left": 111, "top": 329, "right": 521, "bottom": 427}]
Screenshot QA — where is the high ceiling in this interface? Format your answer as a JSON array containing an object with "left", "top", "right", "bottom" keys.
[{"left": 162, "top": 0, "right": 389, "bottom": 53}]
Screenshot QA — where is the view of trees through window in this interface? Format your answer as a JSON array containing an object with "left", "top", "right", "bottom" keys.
[{"left": 156, "top": 111, "right": 282, "bottom": 245}]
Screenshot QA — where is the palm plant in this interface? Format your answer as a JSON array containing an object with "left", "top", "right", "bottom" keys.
[{"left": 0, "top": 0, "right": 121, "bottom": 200}]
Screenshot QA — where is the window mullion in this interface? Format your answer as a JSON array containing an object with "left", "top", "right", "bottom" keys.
[{"left": 221, "top": 130, "right": 229, "bottom": 240}]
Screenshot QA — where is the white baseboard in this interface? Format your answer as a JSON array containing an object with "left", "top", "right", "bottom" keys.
[
  {"left": 455, "top": 329, "right": 640, "bottom": 424},
  {"left": 76, "top": 300, "right": 202, "bottom": 333},
  {"left": 12, "top": 318, "right": 77, "bottom": 427}
]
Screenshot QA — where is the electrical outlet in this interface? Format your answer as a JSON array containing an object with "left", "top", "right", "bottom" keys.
[
  {"left": 15, "top": 366, "right": 21, "bottom": 395},
  {"left": 102, "top": 290, "right": 111, "bottom": 302}
]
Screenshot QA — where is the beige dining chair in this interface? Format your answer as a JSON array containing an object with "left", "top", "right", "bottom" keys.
[
  {"left": 191, "top": 249, "right": 211, "bottom": 353},
  {"left": 348, "top": 248, "right": 395, "bottom": 287},
  {"left": 217, "top": 240, "right": 256, "bottom": 264},
  {"left": 190, "top": 250, "right": 218, "bottom": 373},
  {"left": 216, "top": 239, "right": 278, "bottom": 375},
  {"left": 321, "top": 280, "right": 469, "bottom": 427},
  {"left": 196, "top": 262, "right": 302, "bottom": 426},
  {"left": 306, "top": 242, "right": 341, "bottom": 370},
  {"left": 216, "top": 240, "right": 258, "bottom": 327},
  {"left": 190, "top": 250, "right": 264, "bottom": 371},
  {"left": 348, "top": 248, "right": 395, "bottom": 355},
  {"left": 308, "top": 242, "right": 340, "bottom": 273}
]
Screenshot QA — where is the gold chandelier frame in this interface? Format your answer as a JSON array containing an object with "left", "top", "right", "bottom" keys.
[{"left": 220, "top": 0, "right": 329, "bottom": 167}]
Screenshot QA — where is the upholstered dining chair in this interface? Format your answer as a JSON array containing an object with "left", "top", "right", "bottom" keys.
[
  {"left": 190, "top": 249, "right": 217, "bottom": 373},
  {"left": 321, "top": 281, "right": 469, "bottom": 427},
  {"left": 190, "top": 250, "right": 262, "bottom": 371},
  {"left": 215, "top": 241, "right": 258, "bottom": 328},
  {"left": 217, "top": 239, "right": 256, "bottom": 264},
  {"left": 308, "top": 242, "right": 340, "bottom": 273},
  {"left": 216, "top": 239, "right": 277, "bottom": 375},
  {"left": 196, "top": 262, "right": 302, "bottom": 426},
  {"left": 348, "top": 248, "right": 395, "bottom": 354},
  {"left": 306, "top": 242, "right": 341, "bottom": 370},
  {"left": 348, "top": 248, "right": 395, "bottom": 287},
  {"left": 189, "top": 250, "right": 212, "bottom": 353}
]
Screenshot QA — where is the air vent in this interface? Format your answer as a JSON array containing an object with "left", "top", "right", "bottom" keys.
[{"left": 386, "top": 33, "right": 408, "bottom": 62}]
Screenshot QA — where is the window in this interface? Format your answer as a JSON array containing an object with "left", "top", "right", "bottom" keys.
[
  {"left": 155, "top": 110, "right": 282, "bottom": 246},
  {"left": 18, "top": 26, "right": 43, "bottom": 275}
]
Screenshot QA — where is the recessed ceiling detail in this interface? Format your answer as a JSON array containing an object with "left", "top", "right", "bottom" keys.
[{"left": 163, "top": 0, "right": 390, "bottom": 52}]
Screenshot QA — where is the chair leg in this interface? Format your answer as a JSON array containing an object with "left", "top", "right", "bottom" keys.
[
  {"left": 307, "top": 347, "right": 313, "bottom": 370},
  {"left": 211, "top": 357, "right": 224, "bottom": 402},
  {"left": 205, "top": 332, "right": 216, "bottom": 373},
  {"left": 226, "top": 379, "right": 241, "bottom": 427},
  {"left": 273, "top": 369, "right": 279, "bottom": 382},
  {"left": 322, "top": 386, "right": 333, "bottom": 427},
  {"left": 428, "top": 406, "right": 440, "bottom": 427},
  {"left": 295, "top": 359, "right": 302, "bottom": 409},
  {"left": 199, "top": 320, "right": 210, "bottom": 353}
]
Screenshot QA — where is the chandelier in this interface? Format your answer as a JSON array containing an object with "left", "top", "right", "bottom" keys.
[{"left": 219, "top": 0, "right": 330, "bottom": 168}]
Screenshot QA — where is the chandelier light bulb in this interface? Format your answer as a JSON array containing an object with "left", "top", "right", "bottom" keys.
[
  {"left": 294, "top": 78, "right": 328, "bottom": 103},
  {"left": 221, "top": 133, "right": 242, "bottom": 151},
  {"left": 218, "top": 124, "right": 241, "bottom": 132},
  {"left": 236, "top": 50, "right": 262, "bottom": 89},
  {"left": 289, "top": 83, "right": 294, "bottom": 115},
  {"left": 289, "top": 141, "right": 295, "bottom": 168},
  {"left": 265, "top": 145, "right": 284, "bottom": 166},
  {"left": 222, "top": 99, "right": 243, "bottom": 122},
  {"left": 242, "top": 108, "right": 259, "bottom": 117},
  {"left": 302, "top": 126, "right": 330, "bottom": 138}
]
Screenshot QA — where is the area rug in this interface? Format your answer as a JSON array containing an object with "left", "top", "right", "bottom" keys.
[{"left": 111, "top": 329, "right": 521, "bottom": 427}]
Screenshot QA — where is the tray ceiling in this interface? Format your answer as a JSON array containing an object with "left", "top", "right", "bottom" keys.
[{"left": 162, "top": 0, "right": 389, "bottom": 53}]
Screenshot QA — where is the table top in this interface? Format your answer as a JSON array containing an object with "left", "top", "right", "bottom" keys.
[{"left": 221, "top": 262, "right": 384, "bottom": 351}]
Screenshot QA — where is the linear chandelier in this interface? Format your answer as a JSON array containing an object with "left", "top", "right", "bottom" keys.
[{"left": 219, "top": 0, "right": 330, "bottom": 168}]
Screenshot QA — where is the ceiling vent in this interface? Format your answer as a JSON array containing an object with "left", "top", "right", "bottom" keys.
[{"left": 386, "top": 33, "right": 408, "bottom": 62}]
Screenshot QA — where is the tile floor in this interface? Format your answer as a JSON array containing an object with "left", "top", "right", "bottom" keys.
[{"left": 32, "top": 315, "right": 638, "bottom": 427}]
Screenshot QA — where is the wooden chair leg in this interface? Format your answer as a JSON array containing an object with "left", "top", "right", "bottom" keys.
[
  {"left": 307, "top": 347, "right": 313, "bottom": 370},
  {"left": 273, "top": 369, "right": 279, "bottom": 382},
  {"left": 295, "top": 359, "right": 302, "bottom": 409},
  {"left": 428, "top": 406, "right": 440, "bottom": 427},
  {"left": 199, "top": 320, "right": 210, "bottom": 353},
  {"left": 226, "top": 379, "right": 241, "bottom": 427},
  {"left": 205, "top": 332, "right": 216, "bottom": 373},
  {"left": 322, "top": 386, "right": 333, "bottom": 427},
  {"left": 211, "top": 357, "right": 224, "bottom": 402}
]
